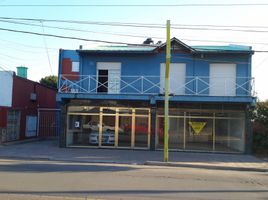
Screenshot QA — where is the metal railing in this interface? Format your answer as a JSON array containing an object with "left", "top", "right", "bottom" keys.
[{"left": 58, "top": 74, "right": 255, "bottom": 97}]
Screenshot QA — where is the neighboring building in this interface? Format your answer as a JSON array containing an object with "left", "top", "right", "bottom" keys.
[
  {"left": 0, "top": 67, "right": 57, "bottom": 143},
  {"left": 57, "top": 37, "right": 255, "bottom": 153}
]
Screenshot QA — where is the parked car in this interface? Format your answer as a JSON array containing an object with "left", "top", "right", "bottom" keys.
[
  {"left": 89, "top": 131, "right": 115, "bottom": 145},
  {"left": 83, "top": 121, "right": 123, "bottom": 133}
]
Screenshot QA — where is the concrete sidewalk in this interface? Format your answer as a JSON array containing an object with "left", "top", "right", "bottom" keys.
[{"left": 0, "top": 139, "right": 267, "bottom": 172}]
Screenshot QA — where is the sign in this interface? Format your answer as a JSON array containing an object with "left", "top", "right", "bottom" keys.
[
  {"left": 189, "top": 122, "right": 207, "bottom": 135},
  {"left": 74, "top": 121, "right": 80, "bottom": 128}
]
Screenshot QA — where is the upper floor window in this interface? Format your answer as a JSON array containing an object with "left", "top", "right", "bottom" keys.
[
  {"left": 209, "top": 63, "right": 236, "bottom": 96},
  {"left": 160, "top": 63, "right": 186, "bottom": 95},
  {"left": 72, "top": 62, "right": 79, "bottom": 72}
]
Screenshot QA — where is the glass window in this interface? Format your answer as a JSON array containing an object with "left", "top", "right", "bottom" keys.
[
  {"left": 68, "top": 106, "right": 99, "bottom": 114},
  {"left": 101, "top": 116, "right": 115, "bottom": 146},
  {"left": 118, "top": 116, "right": 132, "bottom": 147},
  {"left": 156, "top": 117, "right": 184, "bottom": 149},
  {"left": 135, "top": 117, "right": 149, "bottom": 148},
  {"left": 72, "top": 61, "right": 79, "bottom": 72},
  {"left": 215, "top": 118, "right": 245, "bottom": 152},
  {"left": 67, "top": 115, "right": 100, "bottom": 146},
  {"left": 185, "top": 118, "right": 213, "bottom": 151}
]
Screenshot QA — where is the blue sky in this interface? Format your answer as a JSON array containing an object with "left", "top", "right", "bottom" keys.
[{"left": 0, "top": 0, "right": 268, "bottom": 100}]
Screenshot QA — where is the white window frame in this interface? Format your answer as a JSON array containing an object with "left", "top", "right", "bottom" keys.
[{"left": 72, "top": 61, "right": 80, "bottom": 72}]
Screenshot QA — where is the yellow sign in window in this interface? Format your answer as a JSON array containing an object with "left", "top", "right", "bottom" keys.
[{"left": 189, "top": 122, "right": 207, "bottom": 135}]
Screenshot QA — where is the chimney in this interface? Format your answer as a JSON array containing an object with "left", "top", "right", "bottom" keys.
[{"left": 16, "top": 66, "right": 28, "bottom": 79}]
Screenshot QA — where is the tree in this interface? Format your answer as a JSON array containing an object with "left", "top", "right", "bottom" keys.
[
  {"left": 39, "top": 75, "right": 58, "bottom": 89},
  {"left": 251, "top": 100, "right": 268, "bottom": 154}
]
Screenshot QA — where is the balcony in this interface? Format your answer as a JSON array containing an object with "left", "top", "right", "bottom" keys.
[{"left": 58, "top": 74, "right": 255, "bottom": 97}]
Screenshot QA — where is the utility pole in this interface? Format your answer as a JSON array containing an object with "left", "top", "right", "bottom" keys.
[{"left": 164, "top": 20, "right": 170, "bottom": 162}]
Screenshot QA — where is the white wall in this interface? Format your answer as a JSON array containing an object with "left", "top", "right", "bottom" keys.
[{"left": 0, "top": 71, "right": 13, "bottom": 107}]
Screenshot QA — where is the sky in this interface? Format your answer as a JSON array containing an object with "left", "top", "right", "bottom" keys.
[{"left": 0, "top": 0, "right": 268, "bottom": 100}]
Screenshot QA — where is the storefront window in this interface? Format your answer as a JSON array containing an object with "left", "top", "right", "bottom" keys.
[
  {"left": 156, "top": 110, "right": 245, "bottom": 153},
  {"left": 67, "top": 115, "right": 99, "bottom": 146},
  {"left": 68, "top": 106, "right": 99, "bottom": 114},
  {"left": 101, "top": 115, "right": 116, "bottom": 146},
  {"left": 215, "top": 118, "right": 245, "bottom": 152},
  {"left": 185, "top": 117, "right": 213, "bottom": 151},
  {"left": 135, "top": 117, "right": 149, "bottom": 148},
  {"left": 156, "top": 117, "right": 183, "bottom": 149},
  {"left": 118, "top": 116, "right": 132, "bottom": 147}
]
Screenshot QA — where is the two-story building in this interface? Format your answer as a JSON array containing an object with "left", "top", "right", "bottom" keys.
[{"left": 57, "top": 37, "right": 255, "bottom": 153}]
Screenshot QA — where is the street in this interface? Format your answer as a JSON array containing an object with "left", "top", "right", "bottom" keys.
[{"left": 0, "top": 158, "right": 267, "bottom": 200}]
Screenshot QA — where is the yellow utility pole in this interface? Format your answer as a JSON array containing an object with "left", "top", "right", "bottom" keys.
[{"left": 164, "top": 20, "right": 171, "bottom": 162}]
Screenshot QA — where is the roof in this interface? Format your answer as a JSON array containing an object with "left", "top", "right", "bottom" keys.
[
  {"left": 77, "top": 38, "right": 253, "bottom": 54},
  {"left": 192, "top": 45, "right": 253, "bottom": 53},
  {"left": 77, "top": 45, "right": 156, "bottom": 53}
]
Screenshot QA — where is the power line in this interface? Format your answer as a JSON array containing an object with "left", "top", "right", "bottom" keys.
[
  {"left": 2, "top": 18, "right": 268, "bottom": 46},
  {"left": 2, "top": 17, "right": 268, "bottom": 30},
  {"left": 40, "top": 21, "right": 53, "bottom": 75},
  {"left": 0, "top": 17, "right": 165, "bottom": 28},
  {"left": 0, "top": 27, "right": 157, "bottom": 46},
  {"left": 0, "top": 64, "right": 14, "bottom": 77},
  {"left": 2, "top": 25, "right": 268, "bottom": 52},
  {"left": 0, "top": 19, "right": 163, "bottom": 39},
  {"left": 1, "top": 17, "right": 268, "bottom": 34},
  {"left": 0, "top": 3, "right": 268, "bottom": 7},
  {"left": 1, "top": 27, "right": 268, "bottom": 52},
  {"left": 0, "top": 37, "right": 57, "bottom": 50},
  {"left": 172, "top": 23, "right": 268, "bottom": 29}
]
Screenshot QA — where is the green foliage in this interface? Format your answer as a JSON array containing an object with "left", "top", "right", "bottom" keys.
[
  {"left": 251, "top": 100, "right": 268, "bottom": 154},
  {"left": 39, "top": 75, "right": 58, "bottom": 89}
]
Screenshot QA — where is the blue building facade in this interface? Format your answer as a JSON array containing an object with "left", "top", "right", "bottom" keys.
[{"left": 57, "top": 38, "right": 255, "bottom": 153}]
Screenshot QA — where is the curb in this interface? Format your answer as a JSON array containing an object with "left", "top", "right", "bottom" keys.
[
  {"left": 144, "top": 161, "right": 268, "bottom": 172},
  {"left": 0, "top": 138, "right": 43, "bottom": 146},
  {"left": 0, "top": 155, "right": 141, "bottom": 165},
  {"left": 1, "top": 155, "right": 267, "bottom": 172}
]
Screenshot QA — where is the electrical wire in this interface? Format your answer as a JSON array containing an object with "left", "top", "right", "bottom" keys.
[
  {"left": 0, "top": 64, "right": 14, "bottom": 76},
  {"left": 0, "top": 3, "right": 268, "bottom": 7},
  {"left": 1, "top": 17, "right": 268, "bottom": 34},
  {"left": 40, "top": 21, "right": 53, "bottom": 75},
  {"left": 1, "top": 17, "right": 268, "bottom": 46},
  {"left": 0, "top": 27, "right": 158, "bottom": 46},
  {"left": 0, "top": 19, "right": 164, "bottom": 39},
  {"left": 2, "top": 18, "right": 268, "bottom": 47},
  {"left": 2, "top": 27, "right": 268, "bottom": 52},
  {"left": 0, "top": 38, "right": 57, "bottom": 50}
]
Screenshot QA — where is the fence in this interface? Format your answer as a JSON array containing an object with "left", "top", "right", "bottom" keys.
[{"left": 37, "top": 108, "right": 61, "bottom": 138}]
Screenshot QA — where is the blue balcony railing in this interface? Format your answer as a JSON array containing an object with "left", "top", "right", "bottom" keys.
[{"left": 58, "top": 74, "right": 255, "bottom": 97}]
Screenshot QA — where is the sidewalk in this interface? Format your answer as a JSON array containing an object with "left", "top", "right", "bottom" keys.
[{"left": 0, "top": 139, "right": 267, "bottom": 172}]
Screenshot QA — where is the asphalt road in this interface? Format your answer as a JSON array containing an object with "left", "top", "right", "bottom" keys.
[{"left": 0, "top": 158, "right": 267, "bottom": 200}]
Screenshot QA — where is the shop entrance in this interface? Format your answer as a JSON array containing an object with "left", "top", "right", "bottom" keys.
[{"left": 66, "top": 106, "right": 150, "bottom": 149}]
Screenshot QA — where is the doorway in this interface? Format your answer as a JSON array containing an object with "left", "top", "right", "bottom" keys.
[
  {"left": 97, "top": 62, "right": 121, "bottom": 94},
  {"left": 97, "top": 69, "right": 108, "bottom": 93}
]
